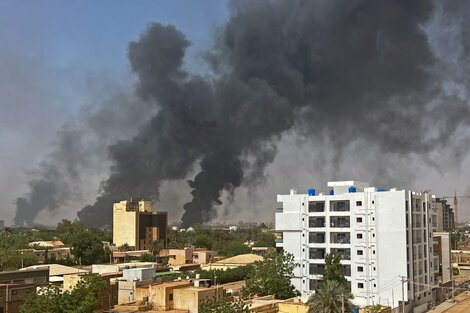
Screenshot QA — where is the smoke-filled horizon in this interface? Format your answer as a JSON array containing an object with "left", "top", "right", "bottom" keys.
[{"left": 14, "top": 0, "right": 470, "bottom": 227}]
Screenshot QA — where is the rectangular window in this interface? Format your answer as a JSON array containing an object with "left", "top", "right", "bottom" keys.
[
  {"left": 358, "top": 283, "right": 364, "bottom": 288},
  {"left": 309, "top": 217, "right": 325, "bottom": 228},
  {"left": 330, "top": 216, "right": 350, "bottom": 228},
  {"left": 330, "top": 232, "right": 350, "bottom": 244},
  {"left": 330, "top": 201, "right": 350, "bottom": 212},
  {"left": 309, "top": 279, "right": 322, "bottom": 291},
  {"left": 356, "top": 217, "right": 362, "bottom": 223},
  {"left": 343, "top": 265, "right": 351, "bottom": 276},
  {"left": 169, "top": 294, "right": 174, "bottom": 301},
  {"left": 12, "top": 290, "right": 17, "bottom": 295},
  {"left": 309, "top": 201, "right": 325, "bottom": 212},
  {"left": 357, "top": 250, "right": 363, "bottom": 256},
  {"left": 309, "top": 232, "right": 326, "bottom": 244},
  {"left": 330, "top": 248, "right": 351, "bottom": 260},
  {"left": 356, "top": 201, "right": 362, "bottom": 206},
  {"left": 357, "top": 266, "right": 364, "bottom": 272},
  {"left": 309, "top": 263, "right": 325, "bottom": 275},
  {"left": 309, "top": 248, "right": 326, "bottom": 259},
  {"left": 357, "top": 233, "right": 363, "bottom": 239}
]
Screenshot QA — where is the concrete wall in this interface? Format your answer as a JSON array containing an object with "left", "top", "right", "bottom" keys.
[
  {"left": 173, "top": 286, "right": 224, "bottom": 313},
  {"left": 122, "top": 267, "right": 156, "bottom": 282}
]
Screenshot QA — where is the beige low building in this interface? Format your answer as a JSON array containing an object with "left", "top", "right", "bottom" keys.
[
  {"left": 278, "top": 298, "right": 309, "bottom": 313},
  {"left": 18, "top": 247, "right": 72, "bottom": 264},
  {"left": 192, "top": 250, "right": 214, "bottom": 265},
  {"left": 148, "top": 280, "right": 193, "bottom": 310},
  {"left": 160, "top": 248, "right": 194, "bottom": 265},
  {"left": 173, "top": 285, "right": 225, "bottom": 313}
]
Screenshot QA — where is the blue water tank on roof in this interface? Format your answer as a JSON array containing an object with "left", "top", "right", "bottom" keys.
[
  {"left": 307, "top": 188, "right": 316, "bottom": 196},
  {"left": 377, "top": 188, "right": 387, "bottom": 192},
  {"left": 348, "top": 186, "right": 356, "bottom": 193},
  {"left": 329, "top": 189, "right": 334, "bottom": 195}
]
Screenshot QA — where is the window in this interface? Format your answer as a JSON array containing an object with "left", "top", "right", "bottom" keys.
[
  {"left": 343, "top": 265, "right": 351, "bottom": 276},
  {"left": 357, "top": 233, "right": 363, "bottom": 239},
  {"left": 356, "top": 201, "right": 362, "bottom": 206},
  {"left": 356, "top": 217, "right": 363, "bottom": 223},
  {"left": 309, "top": 201, "right": 325, "bottom": 212},
  {"left": 12, "top": 290, "right": 17, "bottom": 295},
  {"left": 309, "top": 217, "right": 325, "bottom": 228},
  {"left": 169, "top": 294, "right": 174, "bottom": 301},
  {"left": 357, "top": 250, "right": 363, "bottom": 256},
  {"left": 309, "top": 232, "right": 325, "bottom": 243},
  {"left": 309, "top": 248, "right": 326, "bottom": 259},
  {"left": 330, "top": 201, "right": 350, "bottom": 212},
  {"left": 330, "top": 232, "right": 350, "bottom": 244},
  {"left": 372, "top": 217, "right": 375, "bottom": 221},
  {"left": 330, "top": 216, "right": 350, "bottom": 228},
  {"left": 330, "top": 248, "right": 351, "bottom": 260},
  {"left": 373, "top": 250, "right": 376, "bottom": 254},
  {"left": 372, "top": 200, "right": 375, "bottom": 204},
  {"left": 358, "top": 283, "right": 364, "bottom": 288},
  {"left": 372, "top": 234, "right": 375, "bottom": 237},
  {"left": 357, "top": 266, "right": 364, "bottom": 272},
  {"left": 309, "top": 264, "right": 325, "bottom": 275},
  {"left": 309, "top": 279, "right": 322, "bottom": 291}
]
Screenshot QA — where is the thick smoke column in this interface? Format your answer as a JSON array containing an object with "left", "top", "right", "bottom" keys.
[
  {"left": 12, "top": 0, "right": 470, "bottom": 228},
  {"left": 76, "top": 0, "right": 470, "bottom": 228}
]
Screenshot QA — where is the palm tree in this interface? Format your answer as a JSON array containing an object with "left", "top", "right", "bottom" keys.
[{"left": 308, "top": 280, "right": 353, "bottom": 313}]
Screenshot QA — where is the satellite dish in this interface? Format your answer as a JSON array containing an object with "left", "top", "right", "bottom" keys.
[{"left": 301, "top": 294, "right": 310, "bottom": 304}]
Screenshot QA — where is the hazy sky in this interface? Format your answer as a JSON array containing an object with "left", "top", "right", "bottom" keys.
[
  {"left": 0, "top": 0, "right": 229, "bottom": 225},
  {"left": 1, "top": 0, "right": 470, "bottom": 227}
]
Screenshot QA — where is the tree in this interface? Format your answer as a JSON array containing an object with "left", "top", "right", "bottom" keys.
[
  {"left": 139, "top": 253, "right": 156, "bottom": 262},
  {"left": 150, "top": 240, "right": 164, "bottom": 256},
  {"left": 323, "top": 253, "right": 347, "bottom": 288},
  {"left": 20, "top": 275, "right": 107, "bottom": 313},
  {"left": 253, "top": 232, "right": 276, "bottom": 247},
  {"left": 308, "top": 280, "right": 353, "bottom": 313},
  {"left": 70, "top": 230, "right": 107, "bottom": 265},
  {"left": 243, "top": 251, "right": 299, "bottom": 299},
  {"left": 217, "top": 241, "right": 250, "bottom": 257},
  {"left": 200, "top": 299, "right": 249, "bottom": 313}
]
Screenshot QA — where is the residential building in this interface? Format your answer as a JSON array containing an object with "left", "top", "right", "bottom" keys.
[
  {"left": 18, "top": 247, "right": 72, "bottom": 264},
  {"left": 173, "top": 284, "right": 225, "bottom": 313},
  {"left": 201, "top": 254, "right": 263, "bottom": 271},
  {"left": 275, "top": 181, "right": 435, "bottom": 310},
  {"left": 433, "top": 233, "right": 452, "bottom": 285},
  {"left": 0, "top": 268, "right": 49, "bottom": 313},
  {"left": 148, "top": 280, "right": 192, "bottom": 310},
  {"left": 431, "top": 198, "right": 455, "bottom": 232},
  {"left": 113, "top": 200, "right": 168, "bottom": 251}
]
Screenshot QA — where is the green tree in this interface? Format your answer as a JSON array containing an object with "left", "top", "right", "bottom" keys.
[
  {"left": 200, "top": 299, "right": 249, "bottom": 313},
  {"left": 308, "top": 280, "right": 353, "bottom": 313},
  {"left": 139, "top": 253, "right": 156, "bottom": 262},
  {"left": 323, "top": 253, "right": 347, "bottom": 287},
  {"left": 150, "top": 240, "right": 164, "bottom": 256},
  {"left": 70, "top": 230, "right": 107, "bottom": 265},
  {"left": 217, "top": 241, "right": 250, "bottom": 257},
  {"left": 20, "top": 275, "right": 107, "bottom": 313},
  {"left": 253, "top": 232, "right": 276, "bottom": 247},
  {"left": 243, "top": 251, "right": 299, "bottom": 299}
]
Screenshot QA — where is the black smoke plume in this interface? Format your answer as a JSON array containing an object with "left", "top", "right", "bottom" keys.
[
  {"left": 17, "top": 0, "right": 470, "bottom": 227},
  {"left": 77, "top": 0, "right": 470, "bottom": 227}
]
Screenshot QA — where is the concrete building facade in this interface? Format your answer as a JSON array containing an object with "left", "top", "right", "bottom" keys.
[
  {"left": 275, "top": 181, "right": 436, "bottom": 310},
  {"left": 113, "top": 200, "right": 168, "bottom": 251}
]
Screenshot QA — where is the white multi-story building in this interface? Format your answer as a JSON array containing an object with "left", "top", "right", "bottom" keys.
[{"left": 275, "top": 181, "right": 436, "bottom": 310}]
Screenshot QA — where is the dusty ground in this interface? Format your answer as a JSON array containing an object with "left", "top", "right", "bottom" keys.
[{"left": 439, "top": 291, "right": 470, "bottom": 313}]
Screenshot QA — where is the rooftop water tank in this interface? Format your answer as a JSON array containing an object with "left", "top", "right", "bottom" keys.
[{"left": 307, "top": 188, "right": 316, "bottom": 196}]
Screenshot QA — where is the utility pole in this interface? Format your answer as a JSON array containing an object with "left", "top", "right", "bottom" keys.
[
  {"left": 400, "top": 276, "right": 407, "bottom": 313},
  {"left": 341, "top": 293, "right": 345, "bottom": 313}
]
